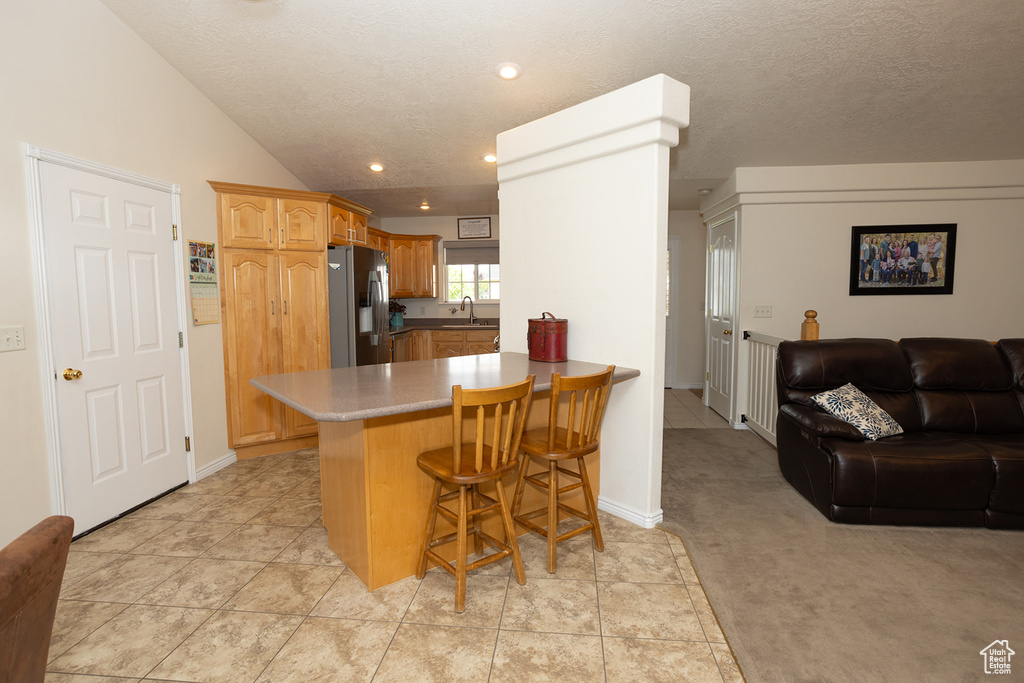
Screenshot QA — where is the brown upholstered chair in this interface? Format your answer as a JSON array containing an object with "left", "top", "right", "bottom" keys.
[
  {"left": 416, "top": 376, "right": 535, "bottom": 612},
  {"left": 511, "top": 365, "right": 614, "bottom": 573},
  {"left": 0, "top": 515, "right": 74, "bottom": 683}
]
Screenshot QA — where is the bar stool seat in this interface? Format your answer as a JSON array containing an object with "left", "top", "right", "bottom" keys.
[
  {"left": 416, "top": 375, "right": 535, "bottom": 612},
  {"left": 512, "top": 365, "right": 615, "bottom": 574}
]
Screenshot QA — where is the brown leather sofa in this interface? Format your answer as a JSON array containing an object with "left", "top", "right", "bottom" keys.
[
  {"left": 775, "top": 338, "right": 1024, "bottom": 529},
  {"left": 0, "top": 516, "right": 74, "bottom": 683}
]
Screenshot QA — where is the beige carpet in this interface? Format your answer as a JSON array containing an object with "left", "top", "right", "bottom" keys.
[{"left": 659, "top": 428, "right": 1024, "bottom": 683}]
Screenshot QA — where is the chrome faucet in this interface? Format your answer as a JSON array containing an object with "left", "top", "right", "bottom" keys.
[{"left": 460, "top": 296, "right": 476, "bottom": 325}]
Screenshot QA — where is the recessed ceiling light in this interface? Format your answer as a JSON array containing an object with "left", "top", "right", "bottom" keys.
[
  {"left": 495, "top": 62, "right": 521, "bottom": 80},
  {"left": 482, "top": 153, "right": 497, "bottom": 163},
  {"left": 369, "top": 163, "right": 384, "bottom": 172},
  {"left": 420, "top": 202, "right": 430, "bottom": 210}
]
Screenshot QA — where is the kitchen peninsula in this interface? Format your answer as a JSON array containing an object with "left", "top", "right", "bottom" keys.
[{"left": 252, "top": 352, "right": 639, "bottom": 590}]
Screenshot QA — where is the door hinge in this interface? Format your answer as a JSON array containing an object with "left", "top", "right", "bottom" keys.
[
  {"left": 184, "top": 436, "right": 191, "bottom": 452},
  {"left": 707, "top": 371, "right": 710, "bottom": 380},
  {"left": 172, "top": 224, "right": 178, "bottom": 240},
  {"left": 708, "top": 244, "right": 713, "bottom": 253},
  {"left": 178, "top": 331, "right": 184, "bottom": 348}
]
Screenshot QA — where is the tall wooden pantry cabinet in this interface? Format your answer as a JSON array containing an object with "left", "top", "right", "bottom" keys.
[{"left": 210, "top": 181, "right": 372, "bottom": 458}]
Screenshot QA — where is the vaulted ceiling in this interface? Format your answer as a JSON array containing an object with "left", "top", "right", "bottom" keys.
[{"left": 98, "top": 0, "right": 1024, "bottom": 216}]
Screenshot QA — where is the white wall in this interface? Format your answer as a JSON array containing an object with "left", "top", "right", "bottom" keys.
[
  {"left": 701, "top": 160, "right": 1024, "bottom": 424},
  {"left": 498, "top": 75, "right": 690, "bottom": 527},
  {"left": 0, "top": 0, "right": 305, "bottom": 545},
  {"left": 667, "top": 210, "right": 706, "bottom": 388},
  {"left": 380, "top": 214, "right": 500, "bottom": 321}
]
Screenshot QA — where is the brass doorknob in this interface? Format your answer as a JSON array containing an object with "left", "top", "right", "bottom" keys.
[
  {"left": 723, "top": 330, "right": 733, "bottom": 336},
  {"left": 62, "top": 368, "right": 83, "bottom": 381}
]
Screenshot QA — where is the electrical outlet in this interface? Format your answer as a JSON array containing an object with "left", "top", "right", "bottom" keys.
[
  {"left": 753, "top": 305, "right": 772, "bottom": 318},
  {"left": 0, "top": 326, "right": 26, "bottom": 352},
  {"left": 419, "top": 306, "right": 426, "bottom": 315}
]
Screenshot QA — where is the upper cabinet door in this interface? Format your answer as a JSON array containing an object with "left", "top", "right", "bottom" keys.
[
  {"left": 329, "top": 205, "right": 351, "bottom": 246},
  {"left": 350, "top": 212, "right": 368, "bottom": 245},
  {"left": 221, "top": 193, "right": 275, "bottom": 250},
  {"left": 278, "top": 198, "right": 327, "bottom": 251},
  {"left": 390, "top": 238, "right": 416, "bottom": 297},
  {"left": 413, "top": 237, "right": 438, "bottom": 297}
]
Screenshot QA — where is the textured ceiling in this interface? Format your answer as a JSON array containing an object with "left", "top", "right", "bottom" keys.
[{"left": 98, "top": 0, "right": 1024, "bottom": 216}]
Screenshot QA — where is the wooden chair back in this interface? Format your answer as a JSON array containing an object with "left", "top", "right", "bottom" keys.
[
  {"left": 545, "top": 365, "right": 615, "bottom": 452},
  {"left": 452, "top": 375, "right": 535, "bottom": 474}
]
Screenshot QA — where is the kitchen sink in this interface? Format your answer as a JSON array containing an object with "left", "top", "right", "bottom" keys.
[{"left": 440, "top": 323, "right": 496, "bottom": 329}]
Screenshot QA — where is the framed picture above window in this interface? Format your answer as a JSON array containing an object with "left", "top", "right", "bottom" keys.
[
  {"left": 457, "top": 217, "right": 491, "bottom": 239},
  {"left": 849, "top": 224, "right": 956, "bottom": 296}
]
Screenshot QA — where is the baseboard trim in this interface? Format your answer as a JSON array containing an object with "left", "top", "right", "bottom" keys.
[
  {"left": 730, "top": 421, "right": 750, "bottom": 431},
  {"left": 195, "top": 451, "right": 237, "bottom": 480},
  {"left": 597, "top": 496, "right": 664, "bottom": 529},
  {"left": 665, "top": 383, "right": 703, "bottom": 390}
]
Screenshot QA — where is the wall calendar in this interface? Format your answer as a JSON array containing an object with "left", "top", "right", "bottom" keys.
[{"left": 188, "top": 240, "right": 219, "bottom": 325}]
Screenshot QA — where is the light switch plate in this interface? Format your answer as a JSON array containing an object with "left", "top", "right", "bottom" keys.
[
  {"left": 753, "top": 305, "right": 772, "bottom": 318},
  {"left": 0, "top": 326, "right": 26, "bottom": 352}
]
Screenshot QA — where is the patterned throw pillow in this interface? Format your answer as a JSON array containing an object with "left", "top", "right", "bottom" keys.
[{"left": 811, "top": 383, "right": 904, "bottom": 441}]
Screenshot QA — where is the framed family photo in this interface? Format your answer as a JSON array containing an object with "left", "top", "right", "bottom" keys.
[{"left": 849, "top": 224, "right": 957, "bottom": 296}]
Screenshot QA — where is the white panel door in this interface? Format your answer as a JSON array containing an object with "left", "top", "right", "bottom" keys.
[
  {"left": 40, "top": 162, "right": 187, "bottom": 533},
  {"left": 706, "top": 216, "right": 736, "bottom": 421}
]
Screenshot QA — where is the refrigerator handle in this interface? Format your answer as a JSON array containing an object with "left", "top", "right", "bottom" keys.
[{"left": 368, "top": 271, "right": 380, "bottom": 345}]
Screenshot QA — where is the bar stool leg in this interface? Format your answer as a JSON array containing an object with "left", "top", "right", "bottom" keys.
[
  {"left": 510, "top": 455, "right": 530, "bottom": 528},
  {"left": 547, "top": 460, "right": 558, "bottom": 573},
  {"left": 471, "top": 485, "right": 483, "bottom": 555},
  {"left": 578, "top": 457, "right": 603, "bottom": 551},
  {"left": 416, "top": 479, "right": 443, "bottom": 579},
  {"left": 456, "top": 484, "right": 468, "bottom": 613},
  {"left": 495, "top": 482, "right": 526, "bottom": 585}
]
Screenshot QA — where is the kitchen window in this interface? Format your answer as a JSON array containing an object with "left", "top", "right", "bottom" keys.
[{"left": 443, "top": 240, "right": 499, "bottom": 302}]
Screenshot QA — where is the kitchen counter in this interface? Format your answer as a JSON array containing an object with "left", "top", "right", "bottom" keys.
[
  {"left": 389, "top": 318, "right": 499, "bottom": 334},
  {"left": 251, "top": 353, "right": 639, "bottom": 591},
  {"left": 251, "top": 353, "right": 638, "bottom": 423}
]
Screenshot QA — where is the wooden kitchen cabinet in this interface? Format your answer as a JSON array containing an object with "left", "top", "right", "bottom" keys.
[
  {"left": 465, "top": 329, "right": 499, "bottom": 355},
  {"left": 367, "top": 227, "right": 389, "bottom": 253},
  {"left": 327, "top": 197, "right": 372, "bottom": 246},
  {"left": 430, "top": 331, "right": 465, "bottom": 359},
  {"left": 409, "top": 330, "right": 430, "bottom": 361},
  {"left": 217, "top": 191, "right": 327, "bottom": 251},
  {"left": 389, "top": 234, "right": 440, "bottom": 298},
  {"left": 391, "top": 332, "right": 410, "bottom": 362},
  {"left": 211, "top": 181, "right": 368, "bottom": 457},
  {"left": 220, "top": 250, "right": 329, "bottom": 450}
]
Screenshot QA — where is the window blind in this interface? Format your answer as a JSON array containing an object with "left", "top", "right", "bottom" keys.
[{"left": 444, "top": 240, "right": 499, "bottom": 265}]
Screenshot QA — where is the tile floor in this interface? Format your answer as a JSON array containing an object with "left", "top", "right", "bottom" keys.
[
  {"left": 663, "top": 388, "right": 730, "bottom": 429},
  {"left": 47, "top": 403, "right": 742, "bottom": 683}
]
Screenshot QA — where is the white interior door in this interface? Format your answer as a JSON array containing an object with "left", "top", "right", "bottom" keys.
[
  {"left": 706, "top": 215, "right": 737, "bottom": 421},
  {"left": 40, "top": 161, "right": 187, "bottom": 533}
]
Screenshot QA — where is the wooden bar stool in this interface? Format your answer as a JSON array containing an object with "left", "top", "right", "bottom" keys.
[
  {"left": 511, "top": 365, "right": 614, "bottom": 573},
  {"left": 415, "top": 375, "right": 535, "bottom": 612}
]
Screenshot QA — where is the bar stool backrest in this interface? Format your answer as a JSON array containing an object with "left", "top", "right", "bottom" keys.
[
  {"left": 453, "top": 375, "right": 535, "bottom": 474},
  {"left": 546, "top": 365, "right": 615, "bottom": 453}
]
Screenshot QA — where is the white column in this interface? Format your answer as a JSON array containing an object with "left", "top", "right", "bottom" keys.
[{"left": 497, "top": 74, "right": 690, "bottom": 527}]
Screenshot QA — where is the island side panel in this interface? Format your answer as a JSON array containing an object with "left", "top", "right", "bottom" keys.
[{"left": 319, "top": 420, "right": 372, "bottom": 586}]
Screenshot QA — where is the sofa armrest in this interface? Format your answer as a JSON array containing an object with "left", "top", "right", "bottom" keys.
[{"left": 778, "top": 404, "right": 865, "bottom": 441}]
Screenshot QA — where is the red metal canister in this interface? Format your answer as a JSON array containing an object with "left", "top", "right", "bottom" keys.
[{"left": 527, "top": 312, "right": 567, "bottom": 362}]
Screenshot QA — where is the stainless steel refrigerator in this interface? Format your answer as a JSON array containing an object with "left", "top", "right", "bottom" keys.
[{"left": 327, "top": 245, "right": 390, "bottom": 366}]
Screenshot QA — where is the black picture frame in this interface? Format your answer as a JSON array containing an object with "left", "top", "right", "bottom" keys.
[
  {"left": 849, "top": 224, "right": 957, "bottom": 296},
  {"left": 457, "top": 217, "right": 491, "bottom": 239}
]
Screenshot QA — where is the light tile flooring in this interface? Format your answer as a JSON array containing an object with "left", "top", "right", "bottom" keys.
[
  {"left": 47, "top": 402, "right": 742, "bottom": 683},
  {"left": 664, "top": 388, "right": 731, "bottom": 429}
]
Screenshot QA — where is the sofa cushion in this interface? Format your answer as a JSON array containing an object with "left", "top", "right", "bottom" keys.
[
  {"left": 777, "top": 339, "right": 921, "bottom": 430},
  {"left": 998, "top": 339, "right": 1024, "bottom": 391},
  {"left": 811, "top": 383, "right": 903, "bottom": 440},
  {"left": 901, "top": 337, "right": 1012, "bottom": 390},
  {"left": 974, "top": 435, "right": 1024, "bottom": 515},
  {"left": 822, "top": 434, "right": 994, "bottom": 510}
]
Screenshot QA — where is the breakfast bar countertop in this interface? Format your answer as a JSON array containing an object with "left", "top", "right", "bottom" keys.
[{"left": 251, "top": 352, "right": 639, "bottom": 423}]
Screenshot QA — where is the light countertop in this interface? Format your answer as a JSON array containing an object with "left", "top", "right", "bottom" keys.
[{"left": 251, "top": 352, "right": 639, "bottom": 423}]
